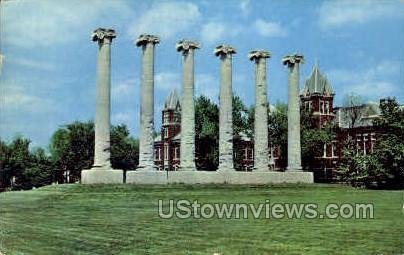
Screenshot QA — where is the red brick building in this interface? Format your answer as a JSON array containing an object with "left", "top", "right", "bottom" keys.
[{"left": 154, "top": 63, "right": 383, "bottom": 181}]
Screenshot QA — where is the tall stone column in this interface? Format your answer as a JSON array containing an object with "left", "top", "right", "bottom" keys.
[
  {"left": 136, "top": 34, "right": 160, "bottom": 171},
  {"left": 92, "top": 28, "right": 116, "bottom": 169},
  {"left": 249, "top": 50, "right": 271, "bottom": 171},
  {"left": 214, "top": 45, "right": 236, "bottom": 171},
  {"left": 81, "top": 28, "right": 123, "bottom": 184},
  {"left": 282, "top": 54, "right": 304, "bottom": 171},
  {"left": 176, "top": 40, "right": 200, "bottom": 171}
]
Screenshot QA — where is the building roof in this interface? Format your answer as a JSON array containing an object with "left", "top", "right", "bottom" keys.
[
  {"left": 164, "top": 90, "right": 181, "bottom": 111},
  {"left": 334, "top": 102, "right": 381, "bottom": 128},
  {"left": 301, "top": 62, "right": 333, "bottom": 97}
]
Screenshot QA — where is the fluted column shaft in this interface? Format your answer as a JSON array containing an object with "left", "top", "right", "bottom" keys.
[
  {"left": 177, "top": 40, "right": 199, "bottom": 170},
  {"left": 215, "top": 45, "right": 236, "bottom": 171},
  {"left": 219, "top": 55, "right": 234, "bottom": 170},
  {"left": 92, "top": 29, "right": 115, "bottom": 169},
  {"left": 283, "top": 54, "right": 304, "bottom": 171},
  {"left": 252, "top": 55, "right": 270, "bottom": 171},
  {"left": 136, "top": 35, "right": 159, "bottom": 171}
]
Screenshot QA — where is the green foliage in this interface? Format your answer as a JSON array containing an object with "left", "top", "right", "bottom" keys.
[
  {"left": 268, "top": 103, "right": 288, "bottom": 167},
  {"left": 194, "top": 95, "right": 252, "bottom": 170},
  {"left": 50, "top": 121, "right": 139, "bottom": 182},
  {"left": 338, "top": 98, "right": 404, "bottom": 188},
  {"left": 372, "top": 98, "right": 404, "bottom": 187},
  {"left": 50, "top": 121, "right": 94, "bottom": 182},
  {"left": 110, "top": 125, "right": 139, "bottom": 170},
  {"left": 337, "top": 137, "right": 389, "bottom": 187},
  {"left": 0, "top": 137, "right": 53, "bottom": 190},
  {"left": 232, "top": 95, "right": 250, "bottom": 136},
  {"left": 301, "top": 108, "right": 334, "bottom": 169},
  {"left": 195, "top": 96, "right": 219, "bottom": 170}
]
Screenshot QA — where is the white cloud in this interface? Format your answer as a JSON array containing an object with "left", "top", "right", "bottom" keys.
[
  {"left": 9, "top": 57, "right": 56, "bottom": 71},
  {"left": 239, "top": 0, "right": 251, "bottom": 18},
  {"left": 318, "top": 0, "right": 403, "bottom": 29},
  {"left": 112, "top": 112, "right": 132, "bottom": 124},
  {"left": 201, "top": 21, "right": 242, "bottom": 45},
  {"left": 155, "top": 71, "right": 181, "bottom": 91},
  {"left": 195, "top": 73, "right": 218, "bottom": 102},
  {"left": 328, "top": 60, "right": 400, "bottom": 99},
  {"left": 253, "top": 19, "right": 288, "bottom": 37},
  {"left": 3, "top": 0, "right": 132, "bottom": 48},
  {"left": 1, "top": 85, "right": 55, "bottom": 114},
  {"left": 128, "top": 2, "right": 200, "bottom": 39},
  {"left": 350, "top": 81, "right": 395, "bottom": 98},
  {"left": 112, "top": 78, "right": 137, "bottom": 99}
]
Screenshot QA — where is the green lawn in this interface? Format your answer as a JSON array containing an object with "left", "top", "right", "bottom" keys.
[{"left": 0, "top": 184, "right": 403, "bottom": 255}]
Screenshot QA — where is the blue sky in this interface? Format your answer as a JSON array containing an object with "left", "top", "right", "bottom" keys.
[{"left": 1, "top": 0, "right": 403, "bottom": 148}]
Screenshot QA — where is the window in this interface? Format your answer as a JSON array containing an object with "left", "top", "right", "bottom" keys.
[
  {"left": 163, "top": 113, "right": 169, "bottom": 124},
  {"left": 320, "top": 100, "right": 324, "bottom": 114},
  {"left": 174, "top": 147, "right": 179, "bottom": 160},
  {"left": 164, "top": 128, "right": 169, "bottom": 138},
  {"left": 164, "top": 145, "right": 169, "bottom": 160},
  {"left": 323, "top": 143, "right": 327, "bottom": 158},
  {"left": 325, "top": 101, "right": 330, "bottom": 114},
  {"left": 370, "top": 133, "right": 376, "bottom": 153},
  {"left": 356, "top": 134, "right": 362, "bottom": 155},
  {"left": 331, "top": 141, "right": 336, "bottom": 158},
  {"left": 363, "top": 133, "right": 368, "bottom": 155}
]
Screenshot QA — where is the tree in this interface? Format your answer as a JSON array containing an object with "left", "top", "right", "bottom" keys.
[
  {"left": 301, "top": 108, "right": 334, "bottom": 170},
  {"left": 50, "top": 121, "right": 139, "bottom": 182},
  {"left": 195, "top": 96, "right": 219, "bottom": 170},
  {"left": 0, "top": 139, "right": 11, "bottom": 189},
  {"left": 111, "top": 125, "right": 139, "bottom": 171},
  {"left": 372, "top": 98, "right": 404, "bottom": 188},
  {"left": 23, "top": 148, "right": 53, "bottom": 188},
  {"left": 268, "top": 102, "right": 288, "bottom": 168},
  {"left": 232, "top": 95, "right": 250, "bottom": 136},
  {"left": 337, "top": 98, "right": 404, "bottom": 188}
]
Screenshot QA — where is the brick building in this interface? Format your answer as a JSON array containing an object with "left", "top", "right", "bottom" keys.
[{"left": 154, "top": 63, "right": 383, "bottom": 181}]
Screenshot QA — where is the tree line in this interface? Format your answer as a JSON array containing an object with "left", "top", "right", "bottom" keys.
[{"left": 1, "top": 96, "right": 402, "bottom": 190}]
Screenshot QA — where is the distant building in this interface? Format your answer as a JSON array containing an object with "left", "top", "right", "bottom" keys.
[
  {"left": 153, "top": 63, "right": 386, "bottom": 182},
  {"left": 154, "top": 90, "right": 181, "bottom": 171}
]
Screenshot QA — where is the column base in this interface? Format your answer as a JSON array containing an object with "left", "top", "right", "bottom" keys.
[
  {"left": 179, "top": 166, "right": 197, "bottom": 171},
  {"left": 81, "top": 168, "right": 124, "bottom": 184},
  {"left": 136, "top": 166, "right": 157, "bottom": 172},
  {"left": 169, "top": 171, "right": 225, "bottom": 184},
  {"left": 126, "top": 170, "right": 168, "bottom": 184},
  {"left": 286, "top": 167, "right": 303, "bottom": 172}
]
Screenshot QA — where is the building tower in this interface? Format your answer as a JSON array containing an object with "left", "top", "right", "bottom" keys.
[
  {"left": 158, "top": 90, "right": 181, "bottom": 171},
  {"left": 300, "top": 61, "right": 335, "bottom": 128}
]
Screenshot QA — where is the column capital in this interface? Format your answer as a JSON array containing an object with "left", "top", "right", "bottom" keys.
[
  {"left": 92, "top": 28, "right": 116, "bottom": 44},
  {"left": 282, "top": 53, "right": 304, "bottom": 67},
  {"left": 135, "top": 34, "right": 160, "bottom": 47},
  {"left": 248, "top": 50, "right": 271, "bottom": 62},
  {"left": 176, "top": 40, "right": 200, "bottom": 54},
  {"left": 214, "top": 44, "right": 236, "bottom": 57}
]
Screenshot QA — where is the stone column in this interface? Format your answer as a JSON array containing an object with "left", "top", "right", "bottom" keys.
[
  {"left": 92, "top": 28, "right": 116, "bottom": 169},
  {"left": 282, "top": 54, "right": 304, "bottom": 171},
  {"left": 214, "top": 45, "right": 236, "bottom": 171},
  {"left": 136, "top": 34, "right": 160, "bottom": 171},
  {"left": 81, "top": 28, "right": 122, "bottom": 184},
  {"left": 176, "top": 40, "right": 200, "bottom": 171},
  {"left": 249, "top": 50, "right": 271, "bottom": 171}
]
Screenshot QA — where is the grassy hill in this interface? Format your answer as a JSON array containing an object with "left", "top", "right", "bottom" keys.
[{"left": 0, "top": 184, "right": 403, "bottom": 254}]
